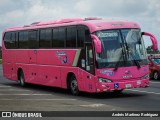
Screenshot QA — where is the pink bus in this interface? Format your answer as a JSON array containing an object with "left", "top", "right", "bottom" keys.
[{"left": 2, "top": 18, "right": 158, "bottom": 95}]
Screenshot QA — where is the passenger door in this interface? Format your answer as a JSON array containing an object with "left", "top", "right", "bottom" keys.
[{"left": 85, "top": 43, "right": 94, "bottom": 75}]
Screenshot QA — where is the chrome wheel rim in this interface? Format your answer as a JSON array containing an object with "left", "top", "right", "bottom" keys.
[
  {"left": 71, "top": 78, "right": 78, "bottom": 94},
  {"left": 20, "top": 73, "right": 24, "bottom": 86},
  {"left": 154, "top": 72, "right": 158, "bottom": 80}
]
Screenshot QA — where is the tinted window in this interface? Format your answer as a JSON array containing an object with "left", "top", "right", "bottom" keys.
[
  {"left": 4, "top": 32, "right": 17, "bottom": 49},
  {"left": 59, "top": 27, "right": 66, "bottom": 48},
  {"left": 53, "top": 28, "right": 59, "bottom": 48},
  {"left": 85, "top": 29, "right": 91, "bottom": 42},
  {"left": 66, "top": 26, "right": 76, "bottom": 48},
  {"left": 53, "top": 27, "right": 66, "bottom": 48},
  {"left": 39, "top": 29, "right": 52, "bottom": 48},
  {"left": 11, "top": 32, "right": 17, "bottom": 48},
  {"left": 28, "top": 30, "right": 38, "bottom": 49},
  {"left": 77, "top": 26, "right": 85, "bottom": 47},
  {"left": 4, "top": 33, "right": 11, "bottom": 49},
  {"left": 19, "top": 31, "right": 28, "bottom": 48},
  {"left": 4, "top": 32, "right": 11, "bottom": 49}
]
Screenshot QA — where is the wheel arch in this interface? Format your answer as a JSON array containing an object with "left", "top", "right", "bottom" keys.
[
  {"left": 153, "top": 70, "right": 159, "bottom": 74},
  {"left": 17, "top": 67, "right": 23, "bottom": 80},
  {"left": 66, "top": 72, "right": 76, "bottom": 90}
]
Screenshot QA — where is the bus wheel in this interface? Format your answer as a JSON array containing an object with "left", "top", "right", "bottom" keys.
[
  {"left": 69, "top": 75, "right": 79, "bottom": 95},
  {"left": 19, "top": 70, "right": 26, "bottom": 87},
  {"left": 153, "top": 71, "right": 159, "bottom": 80}
]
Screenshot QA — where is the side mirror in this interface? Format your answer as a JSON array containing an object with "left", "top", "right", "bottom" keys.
[
  {"left": 142, "top": 32, "right": 158, "bottom": 50},
  {"left": 91, "top": 34, "right": 102, "bottom": 53}
]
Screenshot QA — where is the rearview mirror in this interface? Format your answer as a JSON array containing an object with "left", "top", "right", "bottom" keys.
[
  {"left": 142, "top": 32, "right": 158, "bottom": 50},
  {"left": 91, "top": 34, "right": 102, "bottom": 53}
]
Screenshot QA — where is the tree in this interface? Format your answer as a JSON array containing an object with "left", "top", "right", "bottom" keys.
[
  {"left": 146, "top": 45, "right": 159, "bottom": 54},
  {"left": 0, "top": 46, "right": 1, "bottom": 59}
]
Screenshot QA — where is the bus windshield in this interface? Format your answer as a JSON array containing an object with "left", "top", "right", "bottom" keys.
[{"left": 96, "top": 29, "right": 148, "bottom": 69}]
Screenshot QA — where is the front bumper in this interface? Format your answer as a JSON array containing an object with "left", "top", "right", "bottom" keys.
[{"left": 96, "top": 79, "right": 149, "bottom": 92}]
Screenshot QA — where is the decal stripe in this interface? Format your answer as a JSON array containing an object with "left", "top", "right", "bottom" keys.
[{"left": 72, "top": 49, "right": 81, "bottom": 66}]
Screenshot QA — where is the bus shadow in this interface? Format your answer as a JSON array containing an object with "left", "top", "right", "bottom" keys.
[
  {"left": 150, "top": 79, "right": 160, "bottom": 82},
  {"left": 78, "top": 91, "right": 146, "bottom": 99},
  {"left": 1, "top": 82, "right": 146, "bottom": 99}
]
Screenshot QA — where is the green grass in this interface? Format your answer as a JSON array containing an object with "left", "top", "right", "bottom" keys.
[{"left": 0, "top": 59, "right": 2, "bottom": 64}]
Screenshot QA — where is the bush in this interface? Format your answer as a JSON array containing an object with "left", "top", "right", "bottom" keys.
[{"left": 0, "top": 46, "right": 1, "bottom": 59}]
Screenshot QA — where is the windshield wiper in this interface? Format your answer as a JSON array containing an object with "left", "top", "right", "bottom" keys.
[
  {"left": 125, "top": 43, "right": 141, "bottom": 69},
  {"left": 114, "top": 47, "right": 126, "bottom": 71},
  {"left": 128, "top": 50, "right": 141, "bottom": 69},
  {"left": 114, "top": 51, "right": 123, "bottom": 71},
  {"left": 123, "top": 34, "right": 141, "bottom": 69}
]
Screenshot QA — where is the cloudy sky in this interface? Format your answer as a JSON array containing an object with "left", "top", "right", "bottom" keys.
[{"left": 0, "top": 0, "right": 159, "bottom": 48}]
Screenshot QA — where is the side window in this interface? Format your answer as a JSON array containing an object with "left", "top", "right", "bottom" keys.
[
  {"left": 53, "top": 28, "right": 59, "bottom": 48},
  {"left": 19, "top": 31, "right": 24, "bottom": 48},
  {"left": 85, "top": 28, "right": 91, "bottom": 42},
  {"left": 77, "top": 26, "right": 85, "bottom": 48},
  {"left": 46, "top": 29, "right": 52, "bottom": 47},
  {"left": 66, "top": 26, "right": 76, "bottom": 48},
  {"left": 4, "top": 32, "right": 17, "bottom": 49},
  {"left": 28, "top": 30, "right": 38, "bottom": 49},
  {"left": 59, "top": 27, "right": 66, "bottom": 48},
  {"left": 19, "top": 31, "right": 28, "bottom": 49},
  {"left": 11, "top": 32, "right": 17, "bottom": 49},
  {"left": 53, "top": 27, "right": 66, "bottom": 48},
  {"left": 4, "top": 32, "right": 11, "bottom": 49},
  {"left": 39, "top": 29, "right": 52, "bottom": 48},
  {"left": 23, "top": 31, "right": 28, "bottom": 48}
]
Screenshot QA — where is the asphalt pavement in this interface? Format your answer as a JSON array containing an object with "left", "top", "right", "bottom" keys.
[{"left": 0, "top": 65, "right": 160, "bottom": 119}]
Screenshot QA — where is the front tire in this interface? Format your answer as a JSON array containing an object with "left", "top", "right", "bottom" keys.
[
  {"left": 19, "top": 70, "right": 26, "bottom": 87},
  {"left": 153, "top": 71, "right": 159, "bottom": 80},
  {"left": 69, "top": 75, "right": 79, "bottom": 95}
]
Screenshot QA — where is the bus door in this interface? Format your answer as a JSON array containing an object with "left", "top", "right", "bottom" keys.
[
  {"left": 83, "top": 43, "right": 95, "bottom": 92},
  {"left": 85, "top": 43, "right": 94, "bottom": 75}
]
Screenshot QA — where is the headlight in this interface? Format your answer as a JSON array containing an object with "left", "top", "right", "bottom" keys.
[
  {"left": 98, "top": 78, "right": 112, "bottom": 83},
  {"left": 141, "top": 74, "right": 150, "bottom": 79}
]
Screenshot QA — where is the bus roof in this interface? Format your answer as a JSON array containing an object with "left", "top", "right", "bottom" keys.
[{"left": 4, "top": 17, "right": 140, "bottom": 33}]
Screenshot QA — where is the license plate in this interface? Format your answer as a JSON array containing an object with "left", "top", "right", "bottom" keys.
[{"left": 126, "top": 84, "right": 132, "bottom": 88}]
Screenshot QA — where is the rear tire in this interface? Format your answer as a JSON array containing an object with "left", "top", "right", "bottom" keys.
[
  {"left": 69, "top": 75, "right": 79, "bottom": 95},
  {"left": 19, "top": 70, "right": 26, "bottom": 87}
]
